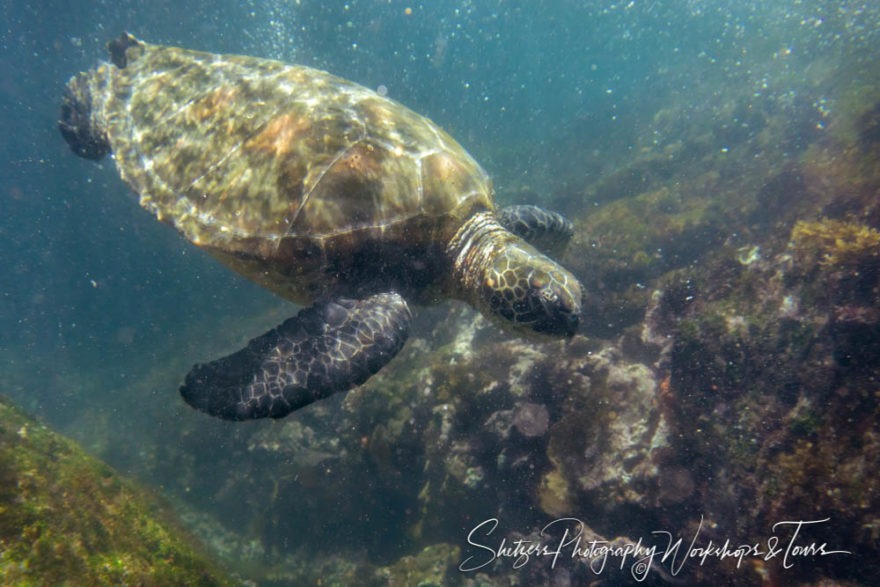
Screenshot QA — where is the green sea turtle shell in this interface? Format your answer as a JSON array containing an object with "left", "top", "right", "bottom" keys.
[{"left": 97, "top": 40, "right": 494, "bottom": 303}]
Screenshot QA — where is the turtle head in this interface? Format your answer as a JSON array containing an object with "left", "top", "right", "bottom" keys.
[{"left": 479, "top": 242, "right": 583, "bottom": 337}]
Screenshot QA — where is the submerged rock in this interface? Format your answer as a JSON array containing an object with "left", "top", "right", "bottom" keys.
[
  {"left": 511, "top": 402, "right": 550, "bottom": 438},
  {"left": 374, "top": 543, "right": 461, "bottom": 586},
  {"left": 0, "top": 396, "right": 230, "bottom": 586}
]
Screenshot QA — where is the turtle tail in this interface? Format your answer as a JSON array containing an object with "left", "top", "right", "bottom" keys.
[{"left": 180, "top": 292, "right": 412, "bottom": 420}]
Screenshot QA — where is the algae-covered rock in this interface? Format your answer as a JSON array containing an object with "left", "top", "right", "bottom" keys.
[
  {"left": 0, "top": 396, "right": 230, "bottom": 586},
  {"left": 544, "top": 347, "right": 671, "bottom": 511},
  {"left": 646, "top": 103, "right": 880, "bottom": 583},
  {"left": 374, "top": 542, "right": 461, "bottom": 587}
]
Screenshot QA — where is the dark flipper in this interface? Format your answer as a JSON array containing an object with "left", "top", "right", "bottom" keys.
[
  {"left": 497, "top": 205, "right": 574, "bottom": 257},
  {"left": 107, "top": 32, "right": 142, "bottom": 68},
  {"left": 59, "top": 72, "right": 110, "bottom": 160},
  {"left": 180, "top": 292, "right": 411, "bottom": 420},
  {"left": 58, "top": 33, "right": 143, "bottom": 160}
]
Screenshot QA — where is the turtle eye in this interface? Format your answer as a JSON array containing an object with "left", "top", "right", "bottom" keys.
[{"left": 539, "top": 287, "right": 558, "bottom": 304}]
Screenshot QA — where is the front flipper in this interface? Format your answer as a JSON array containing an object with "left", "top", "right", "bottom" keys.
[
  {"left": 497, "top": 204, "right": 574, "bottom": 257},
  {"left": 180, "top": 292, "right": 411, "bottom": 420}
]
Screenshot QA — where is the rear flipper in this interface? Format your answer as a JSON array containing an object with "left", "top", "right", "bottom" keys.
[
  {"left": 58, "top": 33, "right": 143, "bottom": 160},
  {"left": 180, "top": 292, "right": 411, "bottom": 420},
  {"left": 59, "top": 71, "right": 110, "bottom": 160},
  {"left": 497, "top": 204, "right": 574, "bottom": 257}
]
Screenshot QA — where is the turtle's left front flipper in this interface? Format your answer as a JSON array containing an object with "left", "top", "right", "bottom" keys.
[
  {"left": 497, "top": 205, "right": 574, "bottom": 257},
  {"left": 180, "top": 292, "right": 411, "bottom": 420}
]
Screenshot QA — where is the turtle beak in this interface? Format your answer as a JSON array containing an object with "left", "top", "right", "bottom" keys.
[{"left": 536, "top": 281, "right": 581, "bottom": 337}]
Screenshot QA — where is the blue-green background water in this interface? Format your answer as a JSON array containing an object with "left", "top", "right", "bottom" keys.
[{"left": 2, "top": 1, "right": 879, "bottom": 584}]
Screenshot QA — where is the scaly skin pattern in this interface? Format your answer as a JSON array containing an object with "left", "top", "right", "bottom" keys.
[
  {"left": 181, "top": 292, "right": 412, "bottom": 419},
  {"left": 496, "top": 204, "right": 574, "bottom": 258},
  {"left": 448, "top": 212, "right": 582, "bottom": 337}
]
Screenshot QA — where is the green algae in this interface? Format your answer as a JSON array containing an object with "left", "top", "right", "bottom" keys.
[{"left": 0, "top": 396, "right": 230, "bottom": 586}]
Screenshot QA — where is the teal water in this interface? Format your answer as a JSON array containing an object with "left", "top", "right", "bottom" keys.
[{"left": 2, "top": 1, "right": 879, "bottom": 584}]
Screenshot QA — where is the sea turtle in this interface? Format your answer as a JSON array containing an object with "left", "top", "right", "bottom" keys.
[{"left": 60, "top": 33, "right": 584, "bottom": 421}]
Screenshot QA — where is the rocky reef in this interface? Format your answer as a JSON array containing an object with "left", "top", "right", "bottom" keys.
[{"left": 0, "top": 396, "right": 230, "bottom": 586}]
